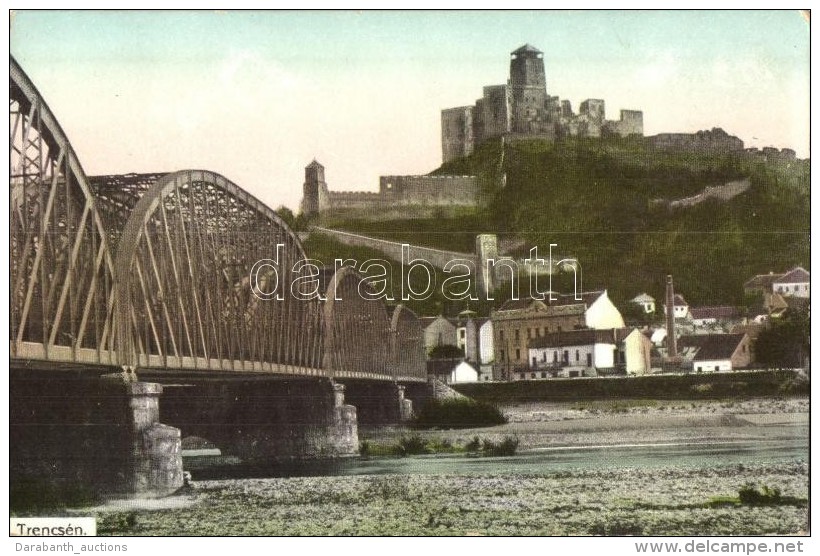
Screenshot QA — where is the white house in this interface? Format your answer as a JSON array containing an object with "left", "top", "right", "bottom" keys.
[
  {"left": 663, "top": 294, "right": 690, "bottom": 319},
  {"left": 524, "top": 327, "right": 651, "bottom": 380},
  {"left": 449, "top": 361, "right": 479, "bottom": 383},
  {"left": 678, "top": 333, "right": 752, "bottom": 372},
  {"left": 631, "top": 293, "right": 656, "bottom": 314},
  {"left": 772, "top": 266, "right": 810, "bottom": 298},
  {"left": 584, "top": 291, "right": 626, "bottom": 329}
]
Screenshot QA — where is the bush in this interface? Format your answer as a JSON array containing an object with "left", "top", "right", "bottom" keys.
[
  {"left": 412, "top": 398, "right": 507, "bottom": 429},
  {"left": 465, "top": 436, "right": 482, "bottom": 453},
  {"left": 738, "top": 483, "right": 782, "bottom": 505},
  {"left": 481, "top": 436, "right": 519, "bottom": 457},
  {"left": 396, "top": 434, "right": 429, "bottom": 456}
]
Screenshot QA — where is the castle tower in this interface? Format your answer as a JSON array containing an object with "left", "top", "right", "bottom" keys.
[
  {"left": 509, "top": 44, "right": 548, "bottom": 134},
  {"left": 301, "top": 159, "right": 329, "bottom": 215}
]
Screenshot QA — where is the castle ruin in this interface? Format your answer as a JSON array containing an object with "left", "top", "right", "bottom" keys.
[
  {"left": 301, "top": 160, "right": 480, "bottom": 216},
  {"left": 441, "top": 44, "right": 644, "bottom": 163}
]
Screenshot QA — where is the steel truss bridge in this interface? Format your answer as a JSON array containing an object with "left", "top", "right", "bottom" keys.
[{"left": 9, "top": 57, "right": 425, "bottom": 383}]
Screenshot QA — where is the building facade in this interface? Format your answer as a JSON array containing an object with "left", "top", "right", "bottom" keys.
[{"left": 490, "top": 291, "right": 624, "bottom": 380}]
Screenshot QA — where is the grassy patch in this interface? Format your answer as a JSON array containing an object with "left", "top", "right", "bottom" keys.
[{"left": 412, "top": 398, "right": 507, "bottom": 429}]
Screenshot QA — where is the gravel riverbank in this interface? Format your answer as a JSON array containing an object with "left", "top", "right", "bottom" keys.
[{"left": 77, "top": 397, "right": 807, "bottom": 536}]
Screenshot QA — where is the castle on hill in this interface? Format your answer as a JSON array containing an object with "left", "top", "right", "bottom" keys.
[
  {"left": 301, "top": 44, "right": 799, "bottom": 216},
  {"left": 441, "top": 44, "right": 644, "bottom": 163}
]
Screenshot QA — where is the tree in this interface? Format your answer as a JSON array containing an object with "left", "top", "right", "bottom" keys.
[
  {"left": 754, "top": 306, "right": 810, "bottom": 368},
  {"left": 274, "top": 206, "right": 296, "bottom": 229},
  {"left": 428, "top": 344, "right": 464, "bottom": 359}
]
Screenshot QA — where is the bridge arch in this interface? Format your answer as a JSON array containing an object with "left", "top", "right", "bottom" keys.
[
  {"left": 10, "top": 57, "right": 119, "bottom": 364},
  {"left": 321, "top": 266, "right": 392, "bottom": 379},
  {"left": 389, "top": 304, "right": 426, "bottom": 381},
  {"left": 113, "top": 169, "right": 321, "bottom": 372}
]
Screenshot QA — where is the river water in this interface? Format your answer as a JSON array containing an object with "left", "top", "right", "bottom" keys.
[{"left": 185, "top": 437, "right": 808, "bottom": 480}]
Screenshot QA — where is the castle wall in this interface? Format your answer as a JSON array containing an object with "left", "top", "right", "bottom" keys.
[
  {"left": 379, "top": 175, "right": 480, "bottom": 206},
  {"left": 606, "top": 109, "right": 644, "bottom": 137},
  {"left": 327, "top": 191, "right": 383, "bottom": 210},
  {"left": 479, "top": 85, "right": 512, "bottom": 141},
  {"left": 442, "top": 106, "right": 475, "bottom": 164},
  {"left": 648, "top": 128, "right": 744, "bottom": 152}
]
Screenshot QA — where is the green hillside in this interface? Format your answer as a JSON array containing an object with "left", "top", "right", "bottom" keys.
[{"left": 312, "top": 135, "right": 809, "bottom": 308}]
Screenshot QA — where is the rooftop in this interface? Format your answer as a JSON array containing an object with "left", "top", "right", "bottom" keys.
[
  {"left": 678, "top": 333, "right": 747, "bottom": 361},
  {"left": 774, "top": 266, "right": 810, "bottom": 284},
  {"left": 512, "top": 43, "right": 542, "bottom": 55}
]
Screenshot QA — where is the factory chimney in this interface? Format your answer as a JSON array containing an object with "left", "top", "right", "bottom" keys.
[{"left": 665, "top": 275, "right": 678, "bottom": 358}]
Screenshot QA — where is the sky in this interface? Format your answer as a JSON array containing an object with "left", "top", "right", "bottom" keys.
[{"left": 9, "top": 10, "right": 810, "bottom": 211}]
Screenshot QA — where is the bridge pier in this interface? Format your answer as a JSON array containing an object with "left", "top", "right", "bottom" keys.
[
  {"left": 154, "top": 376, "right": 358, "bottom": 462},
  {"left": 341, "top": 380, "right": 422, "bottom": 425},
  {"left": 10, "top": 367, "right": 183, "bottom": 509}
]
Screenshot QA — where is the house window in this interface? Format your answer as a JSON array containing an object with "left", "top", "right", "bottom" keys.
[
  {"left": 530, "top": 373, "right": 536, "bottom": 379},
  {"left": 563, "top": 350, "right": 568, "bottom": 363},
  {"left": 527, "top": 328, "right": 531, "bottom": 339},
  {"left": 500, "top": 330, "right": 505, "bottom": 341},
  {"left": 515, "top": 348, "right": 521, "bottom": 360},
  {"left": 575, "top": 350, "right": 579, "bottom": 362},
  {"left": 542, "top": 353, "right": 547, "bottom": 362},
  {"left": 553, "top": 352, "right": 558, "bottom": 363},
  {"left": 541, "top": 372, "right": 547, "bottom": 378},
  {"left": 587, "top": 353, "right": 592, "bottom": 367},
  {"left": 515, "top": 329, "right": 520, "bottom": 340},
  {"left": 532, "top": 356, "right": 537, "bottom": 367}
]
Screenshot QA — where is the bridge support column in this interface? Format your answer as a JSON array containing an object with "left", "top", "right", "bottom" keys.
[
  {"left": 102, "top": 375, "right": 183, "bottom": 496},
  {"left": 329, "top": 382, "right": 359, "bottom": 454},
  {"left": 10, "top": 368, "right": 182, "bottom": 509},
  {"left": 397, "top": 385, "right": 413, "bottom": 423}
]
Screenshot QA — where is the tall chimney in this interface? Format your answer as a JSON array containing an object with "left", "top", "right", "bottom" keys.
[{"left": 665, "top": 275, "right": 678, "bottom": 358}]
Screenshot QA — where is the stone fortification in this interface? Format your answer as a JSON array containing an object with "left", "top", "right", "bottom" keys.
[
  {"left": 302, "top": 160, "right": 480, "bottom": 215},
  {"left": 441, "top": 44, "right": 644, "bottom": 163}
]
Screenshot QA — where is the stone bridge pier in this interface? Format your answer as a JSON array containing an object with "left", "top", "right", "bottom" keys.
[
  {"left": 150, "top": 375, "right": 358, "bottom": 461},
  {"left": 340, "top": 380, "right": 430, "bottom": 425},
  {"left": 10, "top": 367, "right": 183, "bottom": 508}
]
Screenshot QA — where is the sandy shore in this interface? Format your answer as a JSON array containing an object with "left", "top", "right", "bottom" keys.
[{"left": 361, "top": 397, "right": 809, "bottom": 451}]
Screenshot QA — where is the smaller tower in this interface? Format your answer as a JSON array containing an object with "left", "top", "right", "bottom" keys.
[{"left": 301, "top": 159, "right": 329, "bottom": 215}]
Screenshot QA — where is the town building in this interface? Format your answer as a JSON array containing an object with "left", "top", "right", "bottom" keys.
[
  {"left": 420, "top": 316, "right": 458, "bottom": 353},
  {"left": 743, "top": 267, "right": 810, "bottom": 298},
  {"left": 491, "top": 291, "right": 624, "bottom": 380},
  {"left": 689, "top": 306, "right": 741, "bottom": 328},
  {"left": 663, "top": 293, "right": 690, "bottom": 320},
  {"left": 630, "top": 293, "right": 656, "bottom": 314},
  {"left": 441, "top": 44, "right": 644, "bottom": 164},
  {"left": 772, "top": 266, "right": 810, "bottom": 298},
  {"left": 677, "top": 333, "right": 752, "bottom": 372},
  {"left": 524, "top": 327, "right": 652, "bottom": 380}
]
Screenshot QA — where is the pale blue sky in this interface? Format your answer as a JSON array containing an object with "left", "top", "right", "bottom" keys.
[{"left": 10, "top": 10, "right": 810, "bottom": 211}]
